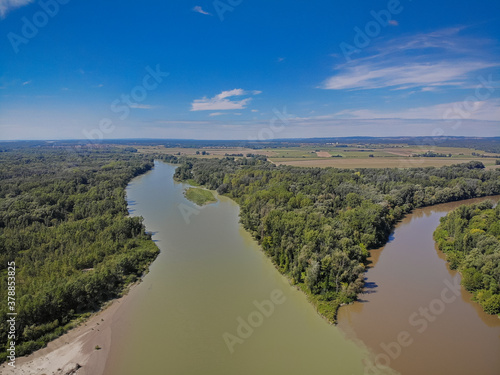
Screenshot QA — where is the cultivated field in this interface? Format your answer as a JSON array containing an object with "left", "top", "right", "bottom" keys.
[
  {"left": 134, "top": 146, "right": 278, "bottom": 158},
  {"left": 134, "top": 144, "right": 500, "bottom": 169},
  {"left": 272, "top": 158, "right": 498, "bottom": 169},
  {"left": 265, "top": 145, "right": 500, "bottom": 168}
]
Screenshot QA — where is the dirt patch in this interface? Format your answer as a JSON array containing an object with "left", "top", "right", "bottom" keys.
[{"left": 315, "top": 151, "right": 331, "bottom": 158}]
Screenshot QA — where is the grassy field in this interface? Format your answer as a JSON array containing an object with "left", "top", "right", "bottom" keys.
[
  {"left": 134, "top": 144, "right": 500, "bottom": 169},
  {"left": 273, "top": 158, "right": 499, "bottom": 169},
  {"left": 134, "top": 146, "right": 277, "bottom": 158},
  {"left": 184, "top": 187, "right": 217, "bottom": 206},
  {"left": 265, "top": 145, "right": 500, "bottom": 168}
]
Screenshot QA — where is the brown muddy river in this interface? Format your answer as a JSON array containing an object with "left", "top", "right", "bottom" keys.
[
  {"left": 338, "top": 196, "right": 500, "bottom": 375},
  {"left": 106, "top": 161, "right": 500, "bottom": 375}
]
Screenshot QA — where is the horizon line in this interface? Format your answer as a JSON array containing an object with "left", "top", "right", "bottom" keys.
[{"left": 1, "top": 136, "right": 500, "bottom": 143}]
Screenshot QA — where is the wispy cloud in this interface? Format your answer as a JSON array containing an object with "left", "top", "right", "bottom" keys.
[
  {"left": 335, "top": 98, "right": 500, "bottom": 122},
  {"left": 192, "top": 6, "right": 211, "bottom": 16},
  {"left": 0, "top": 0, "right": 32, "bottom": 18},
  {"left": 322, "top": 28, "right": 500, "bottom": 91},
  {"left": 191, "top": 89, "right": 261, "bottom": 111},
  {"left": 22, "top": 80, "right": 31, "bottom": 86},
  {"left": 322, "top": 61, "right": 494, "bottom": 90},
  {"left": 143, "top": 115, "right": 500, "bottom": 138},
  {"left": 208, "top": 112, "right": 227, "bottom": 116}
]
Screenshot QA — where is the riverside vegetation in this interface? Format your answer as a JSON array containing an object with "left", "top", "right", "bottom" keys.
[
  {"left": 184, "top": 187, "right": 217, "bottom": 206},
  {"left": 434, "top": 201, "right": 500, "bottom": 315},
  {"left": 164, "top": 155, "right": 500, "bottom": 322},
  {"left": 0, "top": 147, "right": 159, "bottom": 363},
  {"left": 2, "top": 148, "right": 500, "bottom": 364}
]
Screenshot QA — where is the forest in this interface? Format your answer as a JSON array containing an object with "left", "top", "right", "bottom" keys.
[
  {"left": 2, "top": 147, "right": 499, "bottom": 364},
  {"left": 434, "top": 202, "right": 500, "bottom": 315},
  {"left": 165, "top": 155, "right": 500, "bottom": 321},
  {"left": 0, "top": 147, "right": 159, "bottom": 363}
]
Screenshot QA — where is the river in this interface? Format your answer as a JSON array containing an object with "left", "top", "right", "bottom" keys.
[
  {"left": 104, "top": 161, "right": 368, "bottom": 375},
  {"left": 105, "top": 161, "right": 500, "bottom": 375},
  {"left": 337, "top": 196, "right": 500, "bottom": 375}
]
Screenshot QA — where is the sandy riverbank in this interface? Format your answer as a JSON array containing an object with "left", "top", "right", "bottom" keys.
[{"left": 0, "top": 293, "right": 129, "bottom": 375}]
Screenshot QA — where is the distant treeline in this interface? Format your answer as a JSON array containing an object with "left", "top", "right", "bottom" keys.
[
  {"left": 1, "top": 136, "right": 499, "bottom": 153},
  {"left": 434, "top": 202, "right": 500, "bottom": 315},
  {"left": 412, "top": 151, "right": 452, "bottom": 158},
  {"left": 0, "top": 148, "right": 159, "bottom": 362},
  {"left": 164, "top": 155, "right": 500, "bottom": 321}
]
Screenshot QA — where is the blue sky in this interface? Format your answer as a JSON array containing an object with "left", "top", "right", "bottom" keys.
[{"left": 0, "top": 0, "right": 499, "bottom": 140}]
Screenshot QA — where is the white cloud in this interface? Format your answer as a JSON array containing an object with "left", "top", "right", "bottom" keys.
[
  {"left": 335, "top": 98, "right": 500, "bottom": 122},
  {"left": 217, "top": 88, "right": 246, "bottom": 98},
  {"left": 208, "top": 112, "right": 227, "bottom": 117},
  {"left": 22, "top": 80, "right": 31, "bottom": 86},
  {"left": 323, "top": 61, "right": 495, "bottom": 91},
  {"left": 191, "top": 89, "right": 261, "bottom": 111},
  {"left": 323, "top": 28, "right": 500, "bottom": 91},
  {"left": 192, "top": 6, "right": 211, "bottom": 15},
  {"left": 0, "top": 0, "right": 32, "bottom": 18}
]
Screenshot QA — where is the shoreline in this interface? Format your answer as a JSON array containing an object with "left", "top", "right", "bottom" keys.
[
  {"left": 0, "top": 279, "right": 140, "bottom": 375},
  {"left": 0, "top": 166, "right": 158, "bottom": 375},
  {"left": 0, "top": 159, "right": 158, "bottom": 375},
  {"left": 5, "top": 167, "right": 499, "bottom": 374}
]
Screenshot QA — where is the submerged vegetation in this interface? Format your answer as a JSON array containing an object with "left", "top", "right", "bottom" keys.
[
  {"left": 167, "top": 155, "right": 500, "bottom": 322},
  {"left": 434, "top": 202, "right": 500, "bottom": 315},
  {"left": 184, "top": 187, "right": 217, "bottom": 206},
  {"left": 0, "top": 148, "right": 159, "bottom": 362}
]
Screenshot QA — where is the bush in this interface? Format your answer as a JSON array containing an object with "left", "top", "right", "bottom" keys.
[
  {"left": 480, "top": 294, "right": 500, "bottom": 315},
  {"left": 462, "top": 268, "right": 484, "bottom": 291}
]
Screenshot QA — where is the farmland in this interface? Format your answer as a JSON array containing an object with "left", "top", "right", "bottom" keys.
[{"left": 135, "top": 144, "right": 500, "bottom": 169}]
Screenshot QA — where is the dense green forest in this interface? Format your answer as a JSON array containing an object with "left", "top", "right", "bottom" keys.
[
  {"left": 434, "top": 202, "right": 500, "bottom": 315},
  {"left": 0, "top": 148, "right": 159, "bottom": 362},
  {"left": 165, "top": 155, "right": 500, "bottom": 321},
  {"left": 2, "top": 147, "right": 499, "bottom": 364}
]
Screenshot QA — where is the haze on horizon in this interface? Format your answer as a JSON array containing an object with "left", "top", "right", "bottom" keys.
[{"left": 0, "top": 0, "right": 499, "bottom": 141}]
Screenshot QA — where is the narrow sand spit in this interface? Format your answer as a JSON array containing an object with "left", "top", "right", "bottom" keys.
[{"left": 0, "top": 295, "right": 127, "bottom": 375}]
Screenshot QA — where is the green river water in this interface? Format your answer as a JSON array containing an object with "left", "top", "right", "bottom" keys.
[
  {"left": 104, "top": 161, "right": 500, "bottom": 375},
  {"left": 104, "top": 162, "right": 369, "bottom": 375}
]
